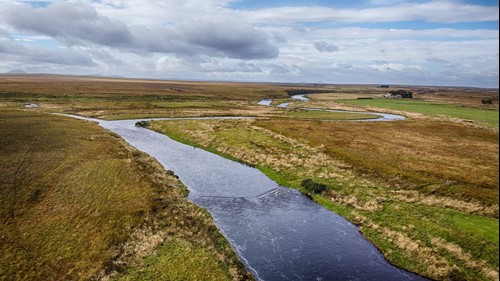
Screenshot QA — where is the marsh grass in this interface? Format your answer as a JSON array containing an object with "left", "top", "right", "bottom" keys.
[
  {"left": 150, "top": 118, "right": 499, "bottom": 281},
  {"left": 0, "top": 110, "right": 252, "bottom": 281}
]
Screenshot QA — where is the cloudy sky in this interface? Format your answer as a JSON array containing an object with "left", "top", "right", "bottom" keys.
[{"left": 0, "top": 0, "right": 498, "bottom": 87}]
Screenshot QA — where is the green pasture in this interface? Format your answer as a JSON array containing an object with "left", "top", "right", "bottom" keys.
[{"left": 337, "top": 99, "right": 499, "bottom": 127}]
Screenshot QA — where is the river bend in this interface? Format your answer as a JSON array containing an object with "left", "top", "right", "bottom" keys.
[{"left": 259, "top": 95, "right": 406, "bottom": 122}]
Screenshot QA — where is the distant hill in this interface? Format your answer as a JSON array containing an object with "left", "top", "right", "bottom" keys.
[
  {"left": 6, "top": 69, "right": 27, "bottom": 74},
  {"left": 88, "top": 73, "right": 125, "bottom": 79}
]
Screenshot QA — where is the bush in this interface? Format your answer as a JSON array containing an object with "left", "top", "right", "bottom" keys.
[
  {"left": 482, "top": 99, "right": 493, "bottom": 105},
  {"left": 301, "top": 178, "right": 327, "bottom": 194},
  {"left": 135, "top": 121, "right": 150, "bottom": 127},
  {"left": 285, "top": 89, "right": 331, "bottom": 96},
  {"left": 389, "top": 89, "right": 413, "bottom": 99}
]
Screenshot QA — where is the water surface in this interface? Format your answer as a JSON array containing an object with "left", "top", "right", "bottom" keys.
[{"left": 291, "top": 94, "right": 310, "bottom": 101}]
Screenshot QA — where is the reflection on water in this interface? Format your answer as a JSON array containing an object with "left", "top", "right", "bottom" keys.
[
  {"left": 258, "top": 99, "right": 273, "bottom": 106},
  {"left": 194, "top": 188, "right": 425, "bottom": 281},
  {"left": 64, "top": 115, "right": 423, "bottom": 281},
  {"left": 291, "top": 94, "right": 310, "bottom": 101}
]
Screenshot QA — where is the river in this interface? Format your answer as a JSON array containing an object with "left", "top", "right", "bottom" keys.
[
  {"left": 259, "top": 95, "right": 406, "bottom": 122},
  {"left": 63, "top": 113, "right": 424, "bottom": 281}
]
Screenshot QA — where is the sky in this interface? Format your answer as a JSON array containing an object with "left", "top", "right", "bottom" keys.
[{"left": 0, "top": 0, "right": 498, "bottom": 87}]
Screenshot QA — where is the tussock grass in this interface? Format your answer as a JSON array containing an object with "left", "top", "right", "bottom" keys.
[
  {"left": 0, "top": 110, "right": 252, "bottom": 281},
  {"left": 150, "top": 118, "right": 499, "bottom": 281}
]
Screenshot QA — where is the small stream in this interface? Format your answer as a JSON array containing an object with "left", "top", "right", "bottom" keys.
[{"left": 63, "top": 113, "right": 423, "bottom": 281}]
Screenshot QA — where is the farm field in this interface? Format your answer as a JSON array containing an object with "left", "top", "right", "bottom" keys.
[{"left": 0, "top": 74, "right": 498, "bottom": 281}]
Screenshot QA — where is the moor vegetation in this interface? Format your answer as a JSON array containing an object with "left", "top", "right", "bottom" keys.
[
  {"left": 0, "top": 110, "right": 252, "bottom": 281},
  {"left": 0, "top": 74, "right": 286, "bottom": 120}
]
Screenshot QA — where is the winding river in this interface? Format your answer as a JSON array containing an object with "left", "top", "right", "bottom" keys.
[
  {"left": 261, "top": 94, "right": 406, "bottom": 122},
  {"left": 62, "top": 103, "right": 420, "bottom": 280}
]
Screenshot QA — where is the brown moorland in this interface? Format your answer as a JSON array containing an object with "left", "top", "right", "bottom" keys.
[{"left": 0, "top": 109, "right": 252, "bottom": 281}]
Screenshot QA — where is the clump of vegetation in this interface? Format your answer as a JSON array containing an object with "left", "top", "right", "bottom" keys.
[
  {"left": 135, "top": 120, "right": 150, "bottom": 127},
  {"left": 388, "top": 89, "right": 413, "bottom": 98},
  {"left": 286, "top": 89, "right": 331, "bottom": 96},
  {"left": 482, "top": 99, "right": 494, "bottom": 105},
  {"left": 301, "top": 178, "right": 327, "bottom": 194}
]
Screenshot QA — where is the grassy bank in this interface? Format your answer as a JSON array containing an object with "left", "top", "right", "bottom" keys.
[
  {"left": 149, "top": 118, "right": 499, "bottom": 281},
  {"left": 0, "top": 110, "right": 252, "bottom": 281}
]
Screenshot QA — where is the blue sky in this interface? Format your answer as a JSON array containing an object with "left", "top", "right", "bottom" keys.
[{"left": 0, "top": 0, "right": 498, "bottom": 87}]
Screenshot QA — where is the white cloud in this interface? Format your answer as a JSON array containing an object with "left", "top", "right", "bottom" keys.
[
  {"left": 0, "top": 2, "right": 279, "bottom": 59},
  {"left": 369, "top": 62, "right": 424, "bottom": 71},
  {"left": 0, "top": 0, "right": 498, "bottom": 87},
  {"left": 0, "top": 39, "right": 96, "bottom": 66},
  {"left": 314, "top": 41, "right": 340, "bottom": 53},
  {"left": 238, "top": 1, "right": 499, "bottom": 24},
  {"left": 156, "top": 56, "right": 183, "bottom": 71}
]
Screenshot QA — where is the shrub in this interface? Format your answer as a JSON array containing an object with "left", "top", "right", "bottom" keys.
[
  {"left": 135, "top": 121, "right": 150, "bottom": 127},
  {"left": 389, "top": 89, "right": 413, "bottom": 99},
  {"left": 481, "top": 99, "right": 493, "bottom": 105},
  {"left": 301, "top": 178, "right": 327, "bottom": 194},
  {"left": 285, "top": 89, "right": 331, "bottom": 97}
]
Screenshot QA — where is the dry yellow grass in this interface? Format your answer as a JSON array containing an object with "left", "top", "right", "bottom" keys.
[{"left": 257, "top": 119, "right": 499, "bottom": 205}]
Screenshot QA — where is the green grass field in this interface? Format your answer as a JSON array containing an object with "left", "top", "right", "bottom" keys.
[{"left": 336, "top": 98, "right": 499, "bottom": 127}]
